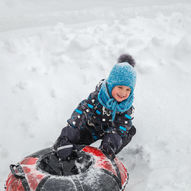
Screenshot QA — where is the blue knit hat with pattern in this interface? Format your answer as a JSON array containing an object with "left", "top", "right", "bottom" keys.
[
  {"left": 98, "top": 62, "right": 136, "bottom": 121},
  {"left": 107, "top": 62, "right": 136, "bottom": 96}
]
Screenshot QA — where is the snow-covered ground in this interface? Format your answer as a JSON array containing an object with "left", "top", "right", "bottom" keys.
[{"left": 1, "top": 0, "right": 191, "bottom": 190}]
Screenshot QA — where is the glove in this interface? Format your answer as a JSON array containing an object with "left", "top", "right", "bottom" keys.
[
  {"left": 100, "top": 142, "right": 115, "bottom": 160},
  {"left": 129, "top": 125, "right": 136, "bottom": 136},
  {"left": 100, "top": 133, "right": 122, "bottom": 160},
  {"left": 54, "top": 136, "right": 73, "bottom": 161}
]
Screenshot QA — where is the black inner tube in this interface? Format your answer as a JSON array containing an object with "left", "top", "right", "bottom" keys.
[{"left": 37, "top": 150, "right": 93, "bottom": 176}]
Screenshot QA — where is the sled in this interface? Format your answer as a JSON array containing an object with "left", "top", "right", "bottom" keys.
[{"left": 5, "top": 146, "right": 128, "bottom": 191}]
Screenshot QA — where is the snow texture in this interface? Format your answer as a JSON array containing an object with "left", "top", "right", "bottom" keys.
[{"left": 0, "top": 0, "right": 191, "bottom": 190}]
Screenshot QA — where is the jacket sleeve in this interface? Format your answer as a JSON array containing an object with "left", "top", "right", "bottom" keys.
[
  {"left": 67, "top": 99, "right": 93, "bottom": 129},
  {"left": 113, "top": 106, "right": 136, "bottom": 154},
  {"left": 67, "top": 79, "right": 104, "bottom": 130},
  {"left": 55, "top": 98, "right": 95, "bottom": 150},
  {"left": 57, "top": 82, "right": 101, "bottom": 144},
  {"left": 55, "top": 80, "right": 104, "bottom": 148}
]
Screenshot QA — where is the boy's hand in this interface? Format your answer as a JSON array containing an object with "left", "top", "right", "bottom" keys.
[
  {"left": 100, "top": 133, "right": 122, "bottom": 160},
  {"left": 100, "top": 142, "right": 116, "bottom": 160},
  {"left": 54, "top": 137, "right": 73, "bottom": 161}
]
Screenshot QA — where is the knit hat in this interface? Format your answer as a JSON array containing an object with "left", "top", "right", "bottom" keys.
[
  {"left": 98, "top": 54, "right": 137, "bottom": 120},
  {"left": 107, "top": 62, "right": 136, "bottom": 96}
]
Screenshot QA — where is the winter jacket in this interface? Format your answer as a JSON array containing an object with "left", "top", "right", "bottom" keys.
[{"left": 55, "top": 80, "right": 136, "bottom": 159}]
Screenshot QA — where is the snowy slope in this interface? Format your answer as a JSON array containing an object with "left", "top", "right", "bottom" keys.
[{"left": 0, "top": 0, "right": 191, "bottom": 190}]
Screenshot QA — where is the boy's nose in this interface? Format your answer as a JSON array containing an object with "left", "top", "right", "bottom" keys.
[{"left": 121, "top": 91, "right": 126, "bottom": 96}]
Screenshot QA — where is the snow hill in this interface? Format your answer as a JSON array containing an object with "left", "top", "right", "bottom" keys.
[{"left": 0, "top": 0, "right": 191, "bottom": 190}]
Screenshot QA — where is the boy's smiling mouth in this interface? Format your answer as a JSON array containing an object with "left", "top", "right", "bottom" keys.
[{"left": 117, "top": 94, "right": 125, "bottom": 99}]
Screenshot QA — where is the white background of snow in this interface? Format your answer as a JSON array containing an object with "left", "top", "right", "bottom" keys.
[{"left": 0, "top": 0, "right": 191, "bottom": 190}]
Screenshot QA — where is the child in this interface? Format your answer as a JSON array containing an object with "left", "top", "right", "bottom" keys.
[{"left": 54, "top": 54, "right": 137, "bottom": 160}]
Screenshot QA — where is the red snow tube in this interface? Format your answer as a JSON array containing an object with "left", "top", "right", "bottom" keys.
[{"left": 5, "top": 146, "right": 128, "bottom": 191}]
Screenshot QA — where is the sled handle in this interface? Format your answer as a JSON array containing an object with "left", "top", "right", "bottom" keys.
[{"left": 10, "top": 164, "right": 25, "bottom": 179}]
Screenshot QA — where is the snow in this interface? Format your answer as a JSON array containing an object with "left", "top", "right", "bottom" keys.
[{"left": 1, "top": 0, "right": 191, "bottom": 190}]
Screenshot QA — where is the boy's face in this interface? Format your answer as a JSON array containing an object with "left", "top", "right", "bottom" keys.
[{"left": 111, "top": 85, "right": 131, "bottom": 102}]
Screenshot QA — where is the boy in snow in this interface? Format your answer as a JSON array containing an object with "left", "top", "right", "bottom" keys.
[{"left": 54, "top": 54, "right": 137, "bottom": 160}]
